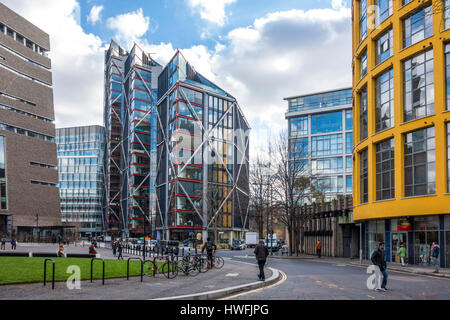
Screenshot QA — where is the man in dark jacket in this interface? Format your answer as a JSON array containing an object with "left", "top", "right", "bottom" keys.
[
  {"left": 201, "top": 238, "right": 217, "bottom": 269},
  {"left": 371, "top": 242, "right": 388, "bottom": 291},
  {"left": 254, "top": 240, "right": 269, "bottom": 281},
  {"left": 431, "top": 241, "right": 440, "bottom": 273}
]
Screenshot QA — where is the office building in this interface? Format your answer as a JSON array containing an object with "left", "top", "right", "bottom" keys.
[
  {"left": 56, "top": 125, "right": 105, "bottom": 238},
  {"left": 156, "top": 50, "right": 250, "bottom": 242},
  {"left": 353, "top": 0, "right": 450, "bottom": 267},
  {"left": 103, "top": 40, "right": 162, "bottom": 238},
  {"left": 0, "top": 3, "right": 61, "bottom": 241},
  {"left": 285, "top": 88, "right": 354, "bottom": 199}
]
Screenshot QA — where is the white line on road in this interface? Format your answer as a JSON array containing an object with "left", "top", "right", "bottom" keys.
[{"left": 219, "top": 270, "right": 288, "bottom": 300}]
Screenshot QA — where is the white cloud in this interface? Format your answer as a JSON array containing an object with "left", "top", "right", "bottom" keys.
[
  {"left": 194, "top": 7, "right": 352, "bottom": 157},
  {"left": 106, "top": 8, "right": 151, "bottom": 48},
  {"left": 331, "top": 0, "right": 347, "bottom": 9},
  {"left": 0, "top": 2, "right": 352, "bottom": 159},
  {"left": 87, "top": 5, "right": 104, "bottom": 25},
  {"left": 185, "top": 0, "right": 236, "bottom": 26},
  {"left": 1, "top": 0, "right": 106, "bottom": 128}
]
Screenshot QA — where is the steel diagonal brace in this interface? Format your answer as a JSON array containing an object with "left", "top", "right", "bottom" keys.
[
  {"left": 206, "top": 184, "right": 235, "bottom": 229},
  {"left": 176, "top": 180, "right": 205, "bottom": 223}
]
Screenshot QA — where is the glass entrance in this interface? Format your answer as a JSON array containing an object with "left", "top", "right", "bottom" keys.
[{"left": 391, "top": 232, "right": 408, "bottom": 263}]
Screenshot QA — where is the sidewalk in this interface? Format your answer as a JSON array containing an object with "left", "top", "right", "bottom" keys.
[
  {"left": 266, "top": 253, "right": 450, "bottom": 279},
  {"left": 0, "top": 247, "right": 279, "bottom": 300}
]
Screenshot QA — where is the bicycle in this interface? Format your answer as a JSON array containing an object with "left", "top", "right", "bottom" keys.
[
  {"left": 176, "top": 253, "right": 201, "bottom": 277},
  {"left": 143, "top": 254, "right": 178, "bottom": 279}
]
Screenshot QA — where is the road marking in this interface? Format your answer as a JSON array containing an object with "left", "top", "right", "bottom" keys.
[
  {"left": 226, "top": 273, "right": 239, "bottom": 277},
  {"left": 219, "top": 270, "right": 288, "bottom": 300},
  {"left": 367, "top": 295, "right": 376, "bottom": 299}
]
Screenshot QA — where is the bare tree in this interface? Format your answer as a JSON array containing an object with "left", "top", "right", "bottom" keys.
[
  {"left": 249, "top": 154, "right": 272, "bottom": 240},
  {"left": 271, "top": 130, "right": 320, "bottom": 256}
]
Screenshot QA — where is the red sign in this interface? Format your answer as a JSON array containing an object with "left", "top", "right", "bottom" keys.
[{"left": 397, "top": 225, "right": 412, "bottom": 231}]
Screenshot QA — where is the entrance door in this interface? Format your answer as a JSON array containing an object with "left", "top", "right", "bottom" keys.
[{"left": 391, "top": 232, "right": 408, "bottom": 263}]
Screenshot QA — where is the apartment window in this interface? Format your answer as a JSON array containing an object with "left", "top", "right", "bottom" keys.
[
  {"left": 374, "top": 0, "right": 393, "bottom": 26},
  {"left": 375, "top": 68, "right": 394, "bottom": 132},
  {"left": 0, "top": 136, "right": 6, "bottom": 209},
  {"left": 375, "top": 29, "right": 393, "bottom": 65},
  {"left": 403, "top": 49, "right": 434, "bottom": 122},
  {"left": 346, "top": 132, "right": 353, "bottom": 154},
  {"left": 311, "top": 157, "right": 343, "bottom": 175},
  {"left": 376, "top": 138, "right": 395, "bottom": 200},
  {"left": 360, "top": 0, "right": 367, "bottom": 42},
  {"left": 360, "top": 50, "right": 368, "bottom": 79},
  {"left": 311, "top": 111, "right": 342, "bottom": 134},
  {"left": 403, "top": 5, "right": 432, "bottom": 48},
  {"left": 290, "top": 116, "right": 308, "bottom": 136},
  {"left": 360, "top": 86, "right": 368, "bottom": 140},
  {"left": 346, "top": 156, "right": 352, "bottom": 173},
  {"left": 360, "top": 148, "right": 369, "bottom": 204},
  {"left": 290, "top": 138, "right": 308, "bottom": 159},
  {"left": 15, "top": 33, "right": 24, "bottom": 44},
  {"left": 445, "top": 43, "right": 450, "bottom": 109},
  {"left": 404, "top": 127, "right": 435, "bottom": 197},
  {"left": 346, "top": 175, "right": 353, "bottom": 193},
  {"left": 311, "top": 134, "right": 343, "bottom": 156},
  {"left": 6, "top": 28, "right": 14, "bottom": 39},
  {"left": 345, "top": 109, "right": 352, "bottom": 130},
  {"left": 0, "top": 23, "right": 4, "bottom": 34},
  {"left": 315, "top": 176, "right": 343, "bottom": 193},
  {"left": 447, "top": 123, "right": 450, "bottom": 192}
]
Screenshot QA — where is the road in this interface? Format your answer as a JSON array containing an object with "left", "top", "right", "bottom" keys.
[{"left": 217, "top": 248, "right": 450, "bottom": 300}]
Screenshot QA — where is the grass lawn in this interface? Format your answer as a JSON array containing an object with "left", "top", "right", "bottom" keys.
[{"left": 0, "top": 257, "right": 163, "bottom": 285}]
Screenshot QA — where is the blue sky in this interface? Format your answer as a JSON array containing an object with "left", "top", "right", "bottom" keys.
[
  {"left": 2, "top": 0, "right": 352, "bottom": 156},
  {"left": 79, "top": 0, "right": 339, "bottom": 50}
]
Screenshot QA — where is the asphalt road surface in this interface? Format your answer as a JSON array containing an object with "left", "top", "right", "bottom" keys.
[{"left": 217, "top": 248, "right": 450, "bottom": 300}]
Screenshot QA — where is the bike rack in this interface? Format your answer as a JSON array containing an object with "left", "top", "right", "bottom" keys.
[
  {"left": 43, "top": 258, "right": 55, "bottom": 290},
  {"left": 127, "top": 257, "right": 143, "bottom": 282},
  {"left": 90, "top": 258, "right": 105, "bottom": 285}
]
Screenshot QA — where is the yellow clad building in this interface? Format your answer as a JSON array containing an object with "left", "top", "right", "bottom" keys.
[{"left": 352, "top": 0, "right": 450, "bottom": 267}]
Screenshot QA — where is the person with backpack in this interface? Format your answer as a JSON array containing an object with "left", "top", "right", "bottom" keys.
[
  {"left": 371, "top": 242, "right": 388, "bottom": 291},
  {"left": 254, "top": 240, "right": 269, "bottom": 281},
  {"left": 10, "top": 238, "right": 16, "bottom": 250},
  {"left": 201, "top": 238, "right": 216, "bottom": 269},
  {"left": 431, "top": 241, "right": 440, "bottom": 273}
]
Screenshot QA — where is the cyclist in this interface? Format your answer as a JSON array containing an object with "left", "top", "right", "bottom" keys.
[{"left": 201, "top": 237, "right": 216, "bottom": 269}]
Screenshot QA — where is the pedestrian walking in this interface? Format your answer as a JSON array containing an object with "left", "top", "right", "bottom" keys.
[
  {"left": 1, "top": 236, "right": 6, "bottom": 250},
  {"left": 431, "top": 241, "right": 440, "bottom": 273},
  {"left": 254, "top": 240, "right": 269, "bottom": 281},
  {"left": 112, "top": 240, "right": 117, "bottom": 257},
  {"left": 371, "top": 242, "right": 388, "bottom": 291},
  {"left": 117, "top": 241, "right": 123, "bottom": 260},
  {"left": 57, "top": 244, "right": 65, "bottom": 257},
  {"left": 398, "top": 242, "right": 407, "bottom": 267},
  {"left": 201, "top": 237, "right": 217, "bottom": 269},
  {"left": 10, "top": 238, "right": 17, "bottom": 250},
  {"left": 316, "top": 240, "right": 322, "bottom": 258}
]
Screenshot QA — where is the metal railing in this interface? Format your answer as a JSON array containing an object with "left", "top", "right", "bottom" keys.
[
  {"left": 43, "top": 258, "right": 55, "bottom": 290},
  {"left": 90, "top": 258, "right": 105, "bottom": 285}
]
